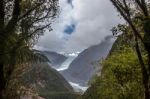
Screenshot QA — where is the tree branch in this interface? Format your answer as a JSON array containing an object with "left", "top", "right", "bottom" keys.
[
  {"left": 0, "top": 0, "right": 4, "bottom": 31},
  {"left": 29, "top": 23, "right": 52, "bottom": 38},
  {"left": 110, "top": 0, "right": 143, "bottom": 43},
  {"left": 17, "top": 23, "right": 52, "bottom": 48},
  {"left": 135, "top": 0, "right": 149, "bottom": 16},
  {"left": 18, "top": 2, "right": 44, "bottom": 21},
  {"left": 27, "top": 8, "right": 53, "bottom": 28},
  {"left": 5, "top": 0, "right": 22, "bottom": 34}
]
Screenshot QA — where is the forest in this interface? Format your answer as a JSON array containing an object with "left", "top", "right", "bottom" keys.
[{"left": 0, "top": 0, "right": 150, "bottom": 99}]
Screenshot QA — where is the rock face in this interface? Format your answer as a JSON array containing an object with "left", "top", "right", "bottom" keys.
[
  {"left": 61, "top": 36, "right": 114, "bottom": 86},
  {"left": 42, "top": 51, "right": 67, "bottom": 68},
  {"left": 21, "top": 63, "right": 78, "bottom": 99}
]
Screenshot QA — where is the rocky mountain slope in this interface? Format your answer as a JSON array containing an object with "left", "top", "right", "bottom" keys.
[{"left": 20, "top": 63, "right": 78, "bottom": 99}]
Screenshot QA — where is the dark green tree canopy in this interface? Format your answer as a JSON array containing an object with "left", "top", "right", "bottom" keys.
[
  {"left": 0, "top": 0, "right": 59, "bottom": 64},
  {"left": 0, "top": 1, "right": 59, "bottom": 98}
]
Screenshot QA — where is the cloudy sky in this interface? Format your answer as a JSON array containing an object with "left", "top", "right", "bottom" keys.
[{"left": 36, "top": 0, "right": 122, "bottom": 53}]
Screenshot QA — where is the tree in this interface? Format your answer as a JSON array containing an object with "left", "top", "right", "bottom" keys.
[
  {"left": 99, "top": 46, "right": 144, "bottom": 99},
  {"left": 80, "top": 35, "right": 145, "bottom": 99},
  {"left": 0, "top": 0, "right": 58, "bottom": 98},
  {"left": 110, "top": 0, "right": 150, "bottom": 99}
]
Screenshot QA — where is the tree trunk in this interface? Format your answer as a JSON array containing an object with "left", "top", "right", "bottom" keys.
[
  {"left": 0, "top": 63, "right": 6, "bottom": 99},
  {"left": 143, "top": 38, "right": 150, "bottom": 75},
  {"left": 143, "top": 33, "right": 150, "bottom": 99},
  {"left": 135, "top": 36, "right": 150, "bottom": 99},
  {"left": 143, "top": 18, "right": 150, "bottom": 74}
]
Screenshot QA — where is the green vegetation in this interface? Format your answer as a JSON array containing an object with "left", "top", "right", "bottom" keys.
[
  {"left": 21, "top": 63, "right": 72, "bottom": 92},
  {"left": 80, "top": 33, "right": 146, "bottom": 99},
  {"left": 0, "top": 1, "right": 78, "bottom": 99},
  {"left": 39, "top": 92, "right": 79, "bottom": 99},
  {"left": 0, "top": 0, "right": 58, "bottom": 98},
  {"left": 81, "top": 1, "right": 150, "bottom": 99},
  {"left": 1, "top": 0, "right": 150, "bottom": 99},
  {"left": 110, "top": 1, "right": 150, "bottom": 98},
  {"left": 6, "top": 63, "right": 79, "bottom": 99}
]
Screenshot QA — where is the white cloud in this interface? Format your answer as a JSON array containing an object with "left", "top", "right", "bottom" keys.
[
  {"left": 37, "top": 0, "right": 122, "bottom": 53},
  {"left": 64, "top": 0, "right": 122, "bottom": 52},
  {"left": 37, "top": 0, "right": 73, "bottom": 52}
]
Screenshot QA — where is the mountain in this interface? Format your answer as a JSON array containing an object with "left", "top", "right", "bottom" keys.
[
  {"left": 61, "top": 36, "right": 114, "bottom": 86},
  {"left": 40, "top": 51, "right": 67, "bottom": 69},
  {"left": 20, "top": 63, "right": 79, "bottom": 99}
]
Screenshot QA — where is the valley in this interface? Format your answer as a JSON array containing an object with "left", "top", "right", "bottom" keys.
[{"left": 34, "top": 35, "right": 114, "bottom": 95}]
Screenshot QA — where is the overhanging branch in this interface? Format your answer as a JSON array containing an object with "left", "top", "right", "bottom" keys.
[
  {"left": 5, "top": 0, "right": 22, "bottom": 34},
  {"left": 0, "top": 0, "right": 4, "bottom": 31}
]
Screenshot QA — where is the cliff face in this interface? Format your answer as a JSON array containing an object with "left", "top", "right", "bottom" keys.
[{"left": 61, "top": 36, "right": 114, "bottom": 86}]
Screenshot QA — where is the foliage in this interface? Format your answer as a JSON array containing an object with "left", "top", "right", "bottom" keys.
[
  {"left": 5, "top": 62, "right": 79, "bottom": 99},
  {"left": 98, "top": 47, "right": 144, "bottom": 99},
  {"left": 109, "top": 1, "right": 150, "bottom": 98},
  {"left": 0, "top": 0, "right": 59, "bottom": 64},
  {"left": 81, "top": 34, "right": 146, "bottom": 99},
  {"left": 0, "top": 0, "right": 59, "bottom": 98},
  {"left": 39, "top": 92, "right": 79, "bottom": 99}
]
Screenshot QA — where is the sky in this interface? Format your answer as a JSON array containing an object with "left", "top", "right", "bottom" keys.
[{"left": 36, "top": 0, "right": 122, "bottom": 53}]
